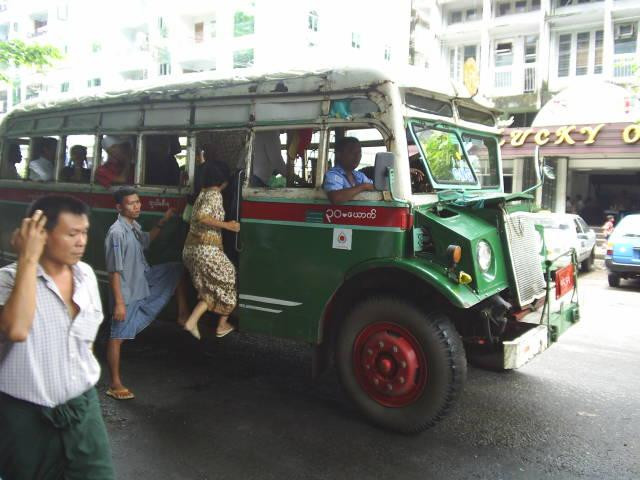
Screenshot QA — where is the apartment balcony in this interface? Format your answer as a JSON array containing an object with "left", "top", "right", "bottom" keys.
[
  {"left": 548, "top": 1, "right": 605, "bottom": 27},
  {"left": 612, "top": 53, "right": 638, "bottom": 79},
  {"left": 490, "top": 64, "right": 539, "bottom": 97}
]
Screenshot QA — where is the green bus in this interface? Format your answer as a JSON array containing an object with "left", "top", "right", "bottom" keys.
[{"left": 0, "top": 68, "right": 579, "bottom": 433}]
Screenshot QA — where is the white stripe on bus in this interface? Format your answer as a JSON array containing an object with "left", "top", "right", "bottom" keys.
[
  {"left": 238, "top": 294, "right": 302, "bottom": 307},
  {"left": 239, "top": 304, "right": 283, "bottom": 314}
]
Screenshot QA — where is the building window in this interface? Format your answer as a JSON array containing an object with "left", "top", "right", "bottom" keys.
[
  {"left": 158, "top": 17, "right": 168, "bottom": 38},
  {"left": 532, "top": 0, "right": 541, "bottom": 9},
  {"left": 449, "top": 11, "right": 462, "bottom": 24},
  {"left": 384, "top": 45, "right": 391, "bottom": 61},
  {"left": 449, "top": 45, "right": 478, "bottom": 83},
  {"left": 575, "top": 32, "right": 590, "bottom": 75},
  {"left": 26, "top": 84, "right": 42, "bottom": 100},
  {"left": 0, "top": 91, "right": 6, "bottom": 113},
  {"left": 60, "top": 82, "right": 69, "bottom": 93},
  {"left": 33, "top": 18, "right": 48, "bottom": 37},
  {"left": 194, "top": 22, "right": 204, "bottom": 43},
  {"left": 497, "top": 2, "right": 511, "bottom": 16},
  {"left": 308, "top": 10, "right": 318, "bottom": 32},
  {"left": 209, "top": 17, "right": 217, "bottom": 38},
  {"left": 351, "top": 32, "right": 361, "bottom": 49},
  {"left": 12, "top": 81, "right": 21, "bottom": 105},
  {"left": 466, "top": 8, "right": 479, "bottom": 20},
  {"left": 233, "top": 48, "right": 254, "bottom": 68},
  {"left": 557, "top": 34, "right": 571, "bottom": 77},
  {"left": 495, "top": 42, "right": 513, "bottom": 67},
  {"left": 594, "top": 30, "right": 603, "bottom": 73},
  {"left": 234, "top": 11, "right": 255, "bottom": 37},
  {"left": 614, "top": 23, "right": 637, "bottom": 55},
  {"left": 87, "top": 78, "right": 101, "bottom": 88},
  {"left": 159, "top": 63, "right": 171, "bottom": 76}
]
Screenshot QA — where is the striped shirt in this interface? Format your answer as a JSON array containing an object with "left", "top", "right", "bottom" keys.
[{"left": 0, "top": 261, "right": 104, "bottom": 407}]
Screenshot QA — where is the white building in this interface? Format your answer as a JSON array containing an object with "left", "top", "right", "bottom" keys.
[
  {"left": 431, "top": 0, "right": 640, "bottom": 217},
  {"left": 0, "top": 0, "right": 416, "bottom": 114}
]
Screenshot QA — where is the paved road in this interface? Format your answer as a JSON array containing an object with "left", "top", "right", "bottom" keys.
[{"left": 98, "top": 264, "right": 640, "bottom": 480}]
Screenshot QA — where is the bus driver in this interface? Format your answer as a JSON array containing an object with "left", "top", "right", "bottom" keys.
[{"left": 322, "top": 137, "right": 373, "bottom": 204}]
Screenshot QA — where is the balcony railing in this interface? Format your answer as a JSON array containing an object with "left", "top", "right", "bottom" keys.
[
  {"left": 613, "top": 54, "right": 637, "bottom": 78},
  {"left": 524, "top": 65, "right": 536, "bottom": 92},
  {"left": 494, "top": 70, "right": 512, "bottom": 89}
]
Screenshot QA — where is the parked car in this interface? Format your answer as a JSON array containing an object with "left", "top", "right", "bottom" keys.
[
  {"left": 605, "top": 213, "right": 640, "bottom": 287},
  {"left": 532, "top": 213, "right": 597, "bottom": 272}
]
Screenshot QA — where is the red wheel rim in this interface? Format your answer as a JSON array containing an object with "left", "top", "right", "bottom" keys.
[{"left": 352, "top": 322, "right": 427, "bottom": 407}]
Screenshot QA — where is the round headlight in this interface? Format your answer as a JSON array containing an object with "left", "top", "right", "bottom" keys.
[{"left": 477, "top": 240, "right": 492, "bottom": 272}]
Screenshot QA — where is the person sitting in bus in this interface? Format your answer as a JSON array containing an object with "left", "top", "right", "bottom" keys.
[
  {"left": 28, "top": 137, "right": 57, "bottom": 182},
  {"left": 250, "top": 131, "right": 287, "bottom": 187},
  {"left": 145, "top": 135, "right": 181, "bottom": 186},
  {"left": 182, "top": 161, "right": 239, "bottom": 340},
  {"left": 96, "top": 136, "right": 134, "bottom": 189},
  {"left": 2, "top": 143, "right": 22, "bottom": 179},
  {"left": 61, "top": 145, "right": 91, "bottom": 183},
  {"left": 323, "top": 136, "right": 374, "bottom": 203}
]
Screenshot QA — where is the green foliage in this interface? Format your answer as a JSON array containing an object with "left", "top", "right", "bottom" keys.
[
  {"left": 420, "top": 132, "right": 460, "bottom": 182},
  {"left": 0, "top": 40, "right": 62, "bottom": 83}
]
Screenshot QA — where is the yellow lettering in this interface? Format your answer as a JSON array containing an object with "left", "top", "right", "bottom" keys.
[
  {"left": 498, "top": 129, "right": 506, "bottom": 146},
  {"left": 534, "top": 129, "right": 550, "bottom": 146},
  {"left": 510, "top": 130, "right": 524, "bottom": 147},
  {"left": 622, "top": 123, "right": 640, "bottom": 144},
  {"left": 580, "top": 124, "right": 605, "bottom": 144},
  {"left": 510, "top": 128, "right": 534, "bottom": 146},
  {"left": 554, "top": 125, "right": 577, "bottom": 145}
]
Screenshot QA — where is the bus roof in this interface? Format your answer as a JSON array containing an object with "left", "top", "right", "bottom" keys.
[{"left": 6, "top": 66, "right": 498, "bottom": 118}]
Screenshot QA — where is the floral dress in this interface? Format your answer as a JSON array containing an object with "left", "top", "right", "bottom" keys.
[{"left": 182, "top": 189, "right": 237, "bottom": 315}]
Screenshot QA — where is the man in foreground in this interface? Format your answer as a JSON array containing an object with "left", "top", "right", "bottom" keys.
[
  {"left": 0, "top": 195, "right": 114, "bottom": 479},
  {"left": 105, "top": 187, "right": 188, "bottom": 400}
]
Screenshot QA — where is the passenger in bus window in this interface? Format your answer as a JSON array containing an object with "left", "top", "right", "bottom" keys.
[
  {"left": 2, "top": 143, "right": 22, "bottom": 179},
  {"left": 28, "top": 137, "right": 57, "bottom": 182},
  {"left": 144, "top": 135, "right": 181, "bottom": 186},
  {"left": 323, "top": 136, "right": 374, "bottom": 203},
  {"left": 95, "top": 136, "right": 134, "bottom": 188},
  {"left": 250, "top": 131, "right": 287, "bottom": 187},
  {"left": 61, "top": 145, "right": 91, "bottom": 183}
]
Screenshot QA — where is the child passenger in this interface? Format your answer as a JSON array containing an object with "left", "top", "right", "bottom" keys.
[{"left": 182, "top": 161, "right": 240, "bottom": 339}]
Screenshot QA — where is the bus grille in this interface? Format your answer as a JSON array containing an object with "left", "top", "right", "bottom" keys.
[{"left": 503, "top": 211, "right": 546, "bottom": 307}]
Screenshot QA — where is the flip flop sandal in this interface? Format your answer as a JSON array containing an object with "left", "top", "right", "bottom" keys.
[
  {"left": 106, "top": 388, "right": 135, "bottom": 400},
  {"left": 216, "top": 326, "right": 235, "bottom": 338}
]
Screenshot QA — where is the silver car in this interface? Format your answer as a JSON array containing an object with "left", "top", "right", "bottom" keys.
[{"left": 532, "top": 213, "right": 597, "bottom": 272}]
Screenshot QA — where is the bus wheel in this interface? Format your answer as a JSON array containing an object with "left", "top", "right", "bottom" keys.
[{"left": 336, "top": 297, "right": 466, "bottom": 433}]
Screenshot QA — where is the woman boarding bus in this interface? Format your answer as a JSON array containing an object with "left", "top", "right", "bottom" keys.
[{"left": 0, "top": 68, "right": 579, "bottom": 433}]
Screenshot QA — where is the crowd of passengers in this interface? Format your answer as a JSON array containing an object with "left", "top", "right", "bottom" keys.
[{"left": 4, "top": 131, "right": 432, "bottom": 196}]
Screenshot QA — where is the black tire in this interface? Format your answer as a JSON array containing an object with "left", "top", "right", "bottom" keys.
[
  {"left": 581, "top": 248, "right": 595, "bottom": 272},
  {"left": 335, "top": 297, "right": 466, "bottom": 433},
  {"left": 608, "top": 273, "right": 621, "bottom": 288}
]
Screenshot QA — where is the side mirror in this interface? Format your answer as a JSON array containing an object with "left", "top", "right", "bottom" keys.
[{"left": 374, "top": 152, "right": 395, "bottom": 191}]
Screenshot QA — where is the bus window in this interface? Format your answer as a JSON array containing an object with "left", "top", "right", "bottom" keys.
[
  {"left": 28, "top": 137, "right": 58, "bottom": 182},
  {"left": 461, "top": 133, "right": 500, "bottom": 189},
  {"left": 143, "top": 134, "right": 187, "bottom": 187},
  {"left": 1, "top": 138, "right": 29, "bottom": 180},
  {"left": 327, "top": 127, "right": 386, "bottom": 183},
  {"left": 60, "top": 135, "right": 95, "bottom": 183},
  {"left": 96, "top": 134, "right": 136, "bottom": 189},
  {"left": 248, "top": 128, "right": 320, "bottom": 188}
]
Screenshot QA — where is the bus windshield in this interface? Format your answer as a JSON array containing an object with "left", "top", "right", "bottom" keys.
[
  {"left": 411, "top": 124, "right": 477, "bottom": 187},
  {"left": 460, "top": 133, "right": 501, "bottom": 189}
]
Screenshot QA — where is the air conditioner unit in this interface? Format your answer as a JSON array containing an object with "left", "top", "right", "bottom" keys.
[{"left": 615, "top": 24, "right": 635, "bottom": 40}]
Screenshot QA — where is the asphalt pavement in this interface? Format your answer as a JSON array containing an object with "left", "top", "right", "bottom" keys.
[{"left": 98, "top": 263, "right": 640, "bottom": 480}]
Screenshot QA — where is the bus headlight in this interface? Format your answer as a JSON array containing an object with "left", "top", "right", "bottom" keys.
[{"left": 477, "top": 241, "right": 492, "bottom": 272}]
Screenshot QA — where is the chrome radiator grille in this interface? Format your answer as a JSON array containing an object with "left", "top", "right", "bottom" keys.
[{"left": 503, "top": 211, "right": 546, "bottom": 307}]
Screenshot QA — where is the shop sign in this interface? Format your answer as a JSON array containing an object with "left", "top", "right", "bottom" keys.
[{"left": 500, "top": 122, "right": 640, "bottom": 148}]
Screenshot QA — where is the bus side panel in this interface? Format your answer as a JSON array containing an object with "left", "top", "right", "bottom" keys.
[{"left": 238, "top": 201, "right": 409, "bottom": 343}]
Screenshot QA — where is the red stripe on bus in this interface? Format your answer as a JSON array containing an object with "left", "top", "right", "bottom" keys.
[
  {"left": 0, "top": 188, "right": 186, "bottom": 212},
  {"left": 242, "top": 201, "right": 411, "bottom": 229}
]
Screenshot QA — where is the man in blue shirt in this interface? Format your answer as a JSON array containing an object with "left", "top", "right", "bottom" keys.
[
  {"left": 104, "top": 187, "right": 188, "bottom": 400},
  {"left": 323, "top": 136, "right": 374, "bottom": 203}
]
